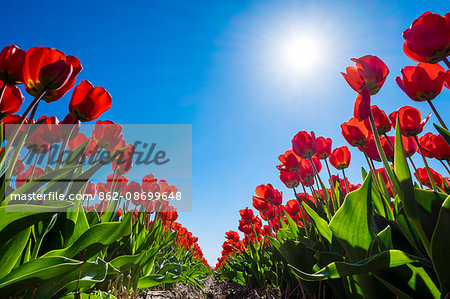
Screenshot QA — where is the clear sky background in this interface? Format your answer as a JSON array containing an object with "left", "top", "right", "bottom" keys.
[{"left": 3, "top": 0, "right": 448, "bottom": 266}]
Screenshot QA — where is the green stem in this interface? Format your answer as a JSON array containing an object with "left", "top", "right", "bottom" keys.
[
  {"left": 0, "top": 81, "right": 6, "bottom": 105},
  {"left": 426, "top": 100, "right": 447, "bottom": 130},
  {"left": 408, "top": 156, "right": 423, "bottom": 189},
  {"left": 341, "top": 168, "right": 350, "bottom": 196},
  {"left": 414, "top": 135, "right": 438, "bottom": 192},
  {"left": 439, "top": 160, "right": 450, "bottom": 176}
]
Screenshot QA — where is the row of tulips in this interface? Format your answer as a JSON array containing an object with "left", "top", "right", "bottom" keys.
[
  {"left": 215, "top": 11, "right": 450, "bottom": 299},
  {"left": 0, "top": 44, "right": 210, "bottom": 298}
]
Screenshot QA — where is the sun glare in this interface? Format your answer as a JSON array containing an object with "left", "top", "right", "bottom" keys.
[{"left": 277, "top": 35, "right": 321, "bottom": 74}]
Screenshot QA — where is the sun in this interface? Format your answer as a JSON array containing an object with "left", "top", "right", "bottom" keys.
[{"left": 276, "top": 35, "right": 321, "bottom": 74}]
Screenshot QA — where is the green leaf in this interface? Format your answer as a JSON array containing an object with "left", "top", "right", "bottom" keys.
[
  {"left": 394, "top": 120, "right": 415, "bottom": 219},
  {"left": 0, "top": 227, "right": 31, "bottom": 279},
  {"left": 43, "top": 213, "right": 132, "bottom": 260},
  {"left": 0, "top": 203, "right": 72, "bottom": 245},
  {"left": 329, "top": 173, "right": 374, "bottom": 261},
  {"left": 434, "top": 123, "right": 450, "bottom": 146},
  {"left": 0, "top": 256, "right": 83, "bottom": 296},
  {"left": 288, "top": 250, "right": 431, "bottom": 281},
  {"left": 301, "top": 201, "right": 332, "bottom": 244},
  {"left": 430, "top": 195, "right": 450, "bottom": 295}
]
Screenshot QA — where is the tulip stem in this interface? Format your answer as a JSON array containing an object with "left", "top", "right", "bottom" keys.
[
  {"left": 443, "top": 57, "right": 450, "bottom": 69},
  {"left": 426, "top": 100, "right": 447, "bottom": 130},
  {"left": 408, "top": 157, "right": 423, "bottom": 189},
  {"left": 324, "top": 159, "right": 339, "bottom": 208},
  {"left": 368, "top": 110, "right": 402, "bottom": 194},
  {"left": 309, "top": 157, "right": 335, "bottom": 214},
  {"left": 414, "top": 135, "right": 438, "bottom": 192},
  {"left": 293, "top": 187, "right": 309, "bottom": 238},
  {"left": 55, "top": 124, "right": 77, "bottom": 170},
  {"left": 0, "top": 81, "right": 6, "bottom": 106},
  {"left": 341, "top": 168, "right": 350, "bottom": 196},
  {"left": 439, "top": 160, "right": 450, "bottom": 176}
]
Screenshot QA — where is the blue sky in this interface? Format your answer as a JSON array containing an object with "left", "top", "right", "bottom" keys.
[{"left": 4, "top": 0, "right": 448, "bottom": 265}]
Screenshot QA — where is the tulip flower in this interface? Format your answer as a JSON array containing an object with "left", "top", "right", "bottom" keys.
[
  {"left": 0, "top": 82, "right": 24, "bottom": 116},
  {"left": 16, "top": 166, "right": 45, "bottom": 188},
  {"left": 84, "top": 181, "right": 96, "bottom": 197},
  {"left": 112, "top": 144, "right": 135, "bottom": 175},
  {"left": 364, "top": 105, "right": 391, "bottom": 135},
  {"left": 431, "top": 134, "right": 450, "bottom": 161},
  {"left": 142, "top": 174, "right": 160, "bottom": 193},
  {"left": 284, "top": 199, "right": 300, "bottom": 218},
  {"left": 37, "top": 116, "right": 62, "bottom": 144},
  {"left": 389, "top": 106, "right": 430, "bottom": 137},
  {"left": 68, "top": 133, "right": 87, "bottom": 152},
  {"left": 396, "top": 63, "right": 447, "bottom": 102},
  {"left": 252, "top": 196, "right": 269, "bottom": 212},
  {"left": 60, "top": 113, "right": 80, "bottom": 141},
  {"left": 402, "top": 12, "right": 450, "bottom": 63},
  {"left": 92, "top": 120, "right": 123, "bottom": 150},
  {"left": 0, "top": 44, "right": 26, "bottom": 85},
  {"left": 329, "top": 146, "right": 351, "bottom": 170},
  {"left": 353, "top": 84, "right": 371, "bottom": 120},
  {"left": 85, "top": 137, "right": 100, "bottom": 158},
  {"left": 292, "top": 131, "right": 316, "bottom": 159},
  {"left": 279, "top": 170, "right": 300, "bottom": 188},
  {"left": 341, "top": 117, "right": 372, "bottom": 147},
  {"left": 239, "top": 207, "right": 255, "bottom": 223},
  {"left": 396, "top": 63, "right": 448, "bottom": 129},
  {"left": 23, "top": 47, "right": 82, "bottom": 102},
  {"left": 277, "top": 150, "right": 301, "bottom": 172},
  {"left": 402, "top": 136, "right": 417, "bottom": 158},
  {"left": 69, "top": 80, "right": 112, "bottom": 122},
  {"left": 298, "top": 157, "right": 321, "bottom": 181},
  {"left": 315, "top": 137, "right": 332, "bottom": 159},
  {"left": 419, "top": 133, "right": 435, "bottom": 158},
  {"left": 341, "top": 55, "right": 389, "bottom": 95},
  {"left": 254, "top": 184, "right": 282, "bottom": 205},
  {"left": 415, "top": 167, "right": 444, "bottom": 189}
]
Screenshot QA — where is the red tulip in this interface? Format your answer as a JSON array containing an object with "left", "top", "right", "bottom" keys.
[
  {"left": 277, "top": 150, "right": 301, "bottom": 172},
  {"left": 402, "top": 12, "right": 450, "bottom": 63},
  {"left": 16, "top": 166, "right": 45, "bottom": 188},
  {"left": 37, "top": 116, "right": 62, "bottom": 144},
  {"left": 402, "top": 136, "right": 417, "bottom": 158},
  {"left": 69, "top": 80, "right": 112, "bottom": 122},
  {"left": 419, "top": 132, "right": 435, "bottom": 158},
  {"left": 315, "top": 137, "right": 332, "bottom": 159},
  {"left": 84, "top": 181, "right": 96, "bottom": 196},
  {"left": 353, "top": 84, "right": 371, "bottom": 120},
  {"left": 254, "top": 183, "right": 282, "bottom": 205},
  {"left": 260, "top": 205, "right": 276, "bottom": 221},
  {"left": 252, "top": 196, "right": 269, "bottom": 212},
  {"left": 396, "top": 63, "right": 448, "bottom": 102},
  {"left": 298, "top": 157, "right": 321, "bottom": 181},
  {"left": 68, "top": 133, "right": 87, "bottom": 152},
  {"left": 239, "top": 207, "right": 255, "bottom": 223},
  {"left": 364, "top": 105, "right": 391, "bottom": 134},
  {"left": 92, "top": 120, "right": 123, "bottom": 150},
  {"left": 415, "top": 167, "right": 443, "bottom": 189},
  {"left": 85, "top": 137, "right": 99, "bottom": 158},
  {"left": 292, "top": 131, "right": 316, "bottom": 159},
  {"left": 329, "top": 146, "right": 351, "bottom": 170},
  {"left": 0, "top": 44, "right": 26, "bottom": 85},
  {"left": 0, "top": 82, "right": 24, "bottom": 115},
  {"left": 341, "top": 55, "right": 389, "bottom": 95},
  {"left": 23, "top": 47, "right": 82, "bottom": 102},
  {"left": 112, "top": 144, "right": 135, "bottom": 175},
  {"left": 364, "top": 136, "right": 394, "bottom": 162},
  {"left": 60, "top": 113, "right": 80, "bottom": 141},
  {"left": 25, "top": 132, "right": 50, "bottom": 154},
  {"left": 142, "top": 174, "right": 160, "bottom": 193},
  {"left": 431, "top": 134, "right": 450, "bottom": 160},
  {"left": 389, "top": 106, "right": 430, "bottom": 137},
  {"left": 284, "top": 199, "right": 300, "bottom": 218},
  {"left": 341, "top": 117, "right": 372, "bottom": 147},
  {"left": 12, "top": 156, "right": 25, "bottom": 176},
  {"left": 279, "top": 170, "right": 300, "bottom": 188}
]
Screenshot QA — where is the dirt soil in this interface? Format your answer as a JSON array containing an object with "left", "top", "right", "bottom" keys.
[{"left": 139, "top": 275, "right": 282, "bottom": 299}]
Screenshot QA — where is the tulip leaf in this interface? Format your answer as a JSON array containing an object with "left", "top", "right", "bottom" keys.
[
  {"left": 301, "top": 201, "right": 332, "bottom": 244},
  {"left": 288, "top": 249, "right": 431, "bottom": 281},
  {"left": 433, "top": 123, "right": 450, "bottom": 146},
  {"left": 430, "top": 195, "right": 450, "bottom": 295},
  {"left": 0, "top": 227, "right": 31, "bottom": 280},
  {"left": 329, "top": 172, "right": 374, "bottom": 261},
  {"left": 0, "top": 256, "right": 83, "bottom": 296},
  {"left": 0, "top": 203, "right": 72, "bottom": 245},
  {"left": 43, "top": 213, "right": 132, "bottom": 260},
  {"left": 394, "top": 120, "right": 415, "bottom": 219}
]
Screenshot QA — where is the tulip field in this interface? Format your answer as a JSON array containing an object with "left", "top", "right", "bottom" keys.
[{"left": 0, "top": 9, "right": 450, "bottom": 299}]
